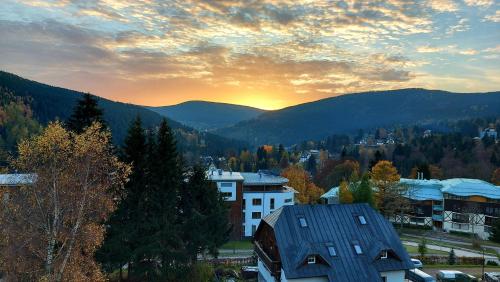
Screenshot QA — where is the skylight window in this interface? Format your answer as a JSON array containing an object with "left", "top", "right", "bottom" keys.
[
  {"left": 327, "top": 246, "right": 337, "bottom": 257},
  {"left": 307, "top": 255, "right": 316, "bottom": 264},
  {"left": 358, "top": 215, "right": 367, "bottom": 225},
  {"left": 299, "top": 217, "right": 308, "bottom": 227},
  {"left": 354, "top": 244, "right": 363, "bottom": 255}
]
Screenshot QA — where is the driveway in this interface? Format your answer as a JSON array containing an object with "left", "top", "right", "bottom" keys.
[{"left": 403, "top": 241, "right": 499, "bottom": 263}]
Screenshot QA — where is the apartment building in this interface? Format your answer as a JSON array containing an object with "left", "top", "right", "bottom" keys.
[{"left": 207, "top": 167, "right": 296, "bottom": 239}]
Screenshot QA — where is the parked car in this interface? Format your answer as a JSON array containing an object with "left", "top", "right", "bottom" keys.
[
  {"left": 412, "top": 258, "right": 424, "bottom": 269},
  {"left": 436, "top": 270, "right": 478, "bottom": 282},
  {"left": 240, "top": 266, "right": 258, "bottom": 280},
  {"left": 485, "top": 272, "right": 500, "bottom": 282},
  {"left": 406, "top": 268, "right": 436, "bottom": 282}
]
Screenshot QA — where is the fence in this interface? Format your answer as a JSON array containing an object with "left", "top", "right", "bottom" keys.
[
  {"left": 204, "top": 257, "right": 257, "bottom": 266},
  {"left": 414, "top": 255, "right": 485, "bottom": 265}
]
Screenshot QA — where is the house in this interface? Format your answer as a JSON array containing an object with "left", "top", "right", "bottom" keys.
[
  {"left": 480, "top": 128, "right": 498, "bottom": 140},
  {"left": 0, "top": 173, "right": 36, "bottom": 203},
  {"left": 207, "top": 168, "right": 297, "bottom": 239},
  {"left": 394, "top": 178, "right": 500, "bottom": 239},
  {"left": 320, "top": 187, "right": 339, "bottom": 204},
  {"left": 253, "top": 204, "right": 414, "bottom": 282}
]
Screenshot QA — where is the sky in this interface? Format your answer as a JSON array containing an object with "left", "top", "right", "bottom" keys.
[{"left": 0, "top": 0, "right": 499, "bottom": 110}]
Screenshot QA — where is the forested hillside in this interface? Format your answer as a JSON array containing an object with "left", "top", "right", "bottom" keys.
[
  {"left": 216, "top": 89, "right": 500, "bottom": 146},
  {"left": 0, "top": 71, "right": 246, "bottom": 160},
  {"left": 150, "top": 101, "right": 265, "bottom": 130}
]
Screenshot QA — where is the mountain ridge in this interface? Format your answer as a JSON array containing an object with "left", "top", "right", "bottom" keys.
[
  {"left": 215, "top": 88, "right": 500, "bottom": 146},
  {"left": 150, "top": 100, "right": 265, "bottom": 130}
]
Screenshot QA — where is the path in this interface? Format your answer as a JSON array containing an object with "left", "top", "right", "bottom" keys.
[{"left": 402, "top": 241, "right": 498, "bottom": 263}]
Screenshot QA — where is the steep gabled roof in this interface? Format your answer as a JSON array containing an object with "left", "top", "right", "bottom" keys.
[{"left": 260, "top": 203, "right": 413, "bottom": 282}]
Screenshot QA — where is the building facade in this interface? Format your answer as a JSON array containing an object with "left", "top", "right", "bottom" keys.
[
  {"left": 254, "top": 204, "right": 413, "bottom": 282},
  {"left": 398, "top": 178, "right": 500, "bottom": 239},
  {"left": 207, "top": 168, "right": 296, "bottom": 239}
]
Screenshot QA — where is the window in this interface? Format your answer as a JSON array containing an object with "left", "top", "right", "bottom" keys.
[
  {"left": 327, "top": 246, "right": 337, "bottom": 257},
  {"left": 270, "top": 198, "right": 275, "bottom": 209},
  {"left": 353, "top": 244, "right": 363, "bottom": 255},
  {"left": 358, "top": 215, "right": 367, "bottom": 225},
  {"left": 242, "top": 224, "right": 245, "bottom": 235},
  {"left": 307, "top": 255, "right": 316, "bottom": 264},
  {"left": 381, "top": 277, "right": 387, "bottom": 282},
  {"left": 242, "top": 212, "right": 245, "bottom": 219},
  {"left": 252, "top": 225, "right": 257, "bottom": 235},
  {"left": 242, "top": 199, "right": 246, "bottom": 210},
  {"left": 221, "top": 192, "right": 232, "bottom": 198},
  {"left": 380, "top": 250, "right": 388, "bottom": 259},
  {"left": 252, "top": 212, "right": 261, "bottom": 219},
  {"left": 252, "top": 198, "right": 262, "bottom": 206},
  {"left": 299, "top": 217, "right": 307, "bottom": 227},
  {"left": 220, "top": 182, "right": 233, "bottom": 187},
  {"left": 285, "top": 198, "right": 292, "bottom": 203}
]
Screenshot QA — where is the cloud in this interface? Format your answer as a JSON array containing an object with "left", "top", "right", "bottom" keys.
[
  {"left": 0, "top": 0, "right": 497, "bottom": 108},
  {"left": 464, "top": 0, "right": 494, "bottom": 7},
  {"left": 484, "top": 10, "right": 500, "bottom": 22}
]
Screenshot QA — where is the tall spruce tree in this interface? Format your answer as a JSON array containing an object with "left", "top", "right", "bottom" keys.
[
  {"left": 67, "top": 93, "right": 104, "bottom": 133},
  {"left": 97, "top": 116, "right": 147, "bottom": 280},
  {"left": 180, "top": 166, "right": 230, "bottom": 262}
]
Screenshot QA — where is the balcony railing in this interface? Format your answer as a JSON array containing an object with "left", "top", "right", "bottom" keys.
[{"left": 254, "top": 242, "right": 281, "bottom": 279}]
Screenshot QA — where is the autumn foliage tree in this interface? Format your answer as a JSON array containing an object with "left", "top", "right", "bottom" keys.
[
  {"left": 282, "top": 165, "right": 324, "bottom": 203},
  {"left": 492, "top": 168, "right": 500, "bottom": 185},
  {"left": 339, "top": 180, "right": 353, "bottom": 204},
  {"left": 371, "top": 160, "right": 404, "bottom": 216},
  {"left": 0, "top": 122, "right": 130, "bottom": 281}
]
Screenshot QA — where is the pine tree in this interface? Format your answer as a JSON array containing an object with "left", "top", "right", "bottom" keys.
[
  {"left": 67, "top": 93, "right": 104, "bottom": 133},
  {"left": 418, "top": 238, "right": 427, "bottom": 257},
  {"left": 489, "top": 219, "right": 500, "bottom": 243},
  {"left": 353, "top": 174, "right": 375, "bottom": 207},
  {"left": 180, "top": 166, "right": 230, "bottom": 263},
  {"left": 97, "top": 116, "right": 147, "bottom": 280},
  {"left": 448, "top": 248, "right": 456, "bottom": 265}
]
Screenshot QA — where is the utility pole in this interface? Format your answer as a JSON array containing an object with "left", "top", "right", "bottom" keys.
[{"left": 482, "top": 247, "right": 485, "bottom": 280}]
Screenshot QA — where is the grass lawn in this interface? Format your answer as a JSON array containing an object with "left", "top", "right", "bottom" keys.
[
  {"left": 404, "top": 245, "right": 449, "bottom": 256},
  {"left": 220, "top": 240, "right": 254, "bottom": 250}
]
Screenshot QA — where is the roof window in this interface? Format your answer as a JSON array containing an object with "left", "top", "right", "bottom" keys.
[
  {"left": 353, "top": 244, "right": 363, "bottom": 255},
  {"left": 299, "top": 217, "right": 308, "bottom": 227},
  {"left": 307, "top": 255, "right": 316, "bottom": 264},
  {"left": 327, "top": 246, "right": 337, "bottom": 257},
  {"left": 358, "top": 215, "right": 367, "bottom": 225}
]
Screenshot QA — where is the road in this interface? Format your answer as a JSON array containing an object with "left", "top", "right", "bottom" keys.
[
  {"left": 402, "top": 241, "right": 498, "bottom": 263},
  {"left": 422, "top": 267, "right": 500, "bottom": 278}
]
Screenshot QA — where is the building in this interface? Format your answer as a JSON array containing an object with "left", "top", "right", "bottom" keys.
[
  {"left": 253, "top": 204, "right": 413, "bottom": 282},
  {"left": 396, "top": 178, "right": 500, "bottom": 239},
  {"left": 0, "top": 173, "right": 36, "bottom": 202},
  {"left": 207, "top": 168, "right": 297, "bottom": 239},
  {"left": 320, "top": 187, "right": 339, "bottom": 205},
  {"left": 480, "top": 127, "right": 498, "bottom": 140}
]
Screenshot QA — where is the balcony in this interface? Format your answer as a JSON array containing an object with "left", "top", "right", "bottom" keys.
[
  {"left": 254, "top": 241, "right": 281, "bottom": 279},
  {"left": 432, "top": 214, "right": 443, "bottom": 221}
]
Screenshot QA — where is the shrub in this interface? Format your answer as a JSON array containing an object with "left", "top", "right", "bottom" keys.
[
  {"left": 487, "top": 260, "right": 498, "bottom": 266},
  {"left": 448, "top": 249, "right": 456, "bottom": 265}
]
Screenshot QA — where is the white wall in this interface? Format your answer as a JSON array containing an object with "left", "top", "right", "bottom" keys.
[
  {"left": 443, "top": 211, "right": 491, "bottom": 240},
  {"left": 380, "top": 270, "right": 405, "bottom": 282},
  {"left": 216, "top": 181, "right": 237, "bottom": 201},
  {"left": 258, "top": 259, "right": 275, "bottom": 282},
  {"left": 243, "top": 191, "right": 294, "bottom": 237},
  {"left": 280, "top": 269, "right": 328, "bottom": 282}
]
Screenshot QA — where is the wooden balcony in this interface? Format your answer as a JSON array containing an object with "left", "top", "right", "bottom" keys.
[{"left": 254, "top": 241, "right": 281, "bottom": 279}]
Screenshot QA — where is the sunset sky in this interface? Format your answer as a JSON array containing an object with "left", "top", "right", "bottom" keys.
[{"left": 0, "top": 0, "right": 499, "bottom": 110}]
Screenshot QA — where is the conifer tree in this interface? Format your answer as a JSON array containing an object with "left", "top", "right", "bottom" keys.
[
  {"left": 97, "top": 116, "right": 146, "bottom": 280},
  {"left": 180, "top": 165, "right": 230, "bottom": 262},
  {"left": 489, "top": 219, "right": 500, "bottom": 243},
  {"left": 353, "top": 174, "right": 375, "bottom": 207},
  {"left": 67, "top": 93, "right": 104, "bottom": 133}
]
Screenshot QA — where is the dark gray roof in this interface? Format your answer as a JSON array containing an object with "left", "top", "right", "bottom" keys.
[
  {"left": 259, "top": 203, "right": 413, "bottom": 282},
  {"left": 240, "top": 172, "right": 288, "bottom": 186}
]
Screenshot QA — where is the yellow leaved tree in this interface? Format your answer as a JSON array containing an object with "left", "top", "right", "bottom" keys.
[
  {"left": 0, "top": 122, "right": 130, "bottom": 282},
  {"left": 281, "top": 165, "right": 324, "bottom": 204}
]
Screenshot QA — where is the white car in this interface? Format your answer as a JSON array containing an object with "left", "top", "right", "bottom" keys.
[{"left": 412, "top": 258, "right": 423, "bottom": 269}]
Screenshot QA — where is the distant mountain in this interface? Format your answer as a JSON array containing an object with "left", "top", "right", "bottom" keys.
[
  {"left": 0, "top": 71, "right": 246, "bottom": 156},
  {"left": 215, "top": 89, "right": 500, "bottom": 146},
  {"left": 150, "top": 101, "right": 265, "bottom": 130}
]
